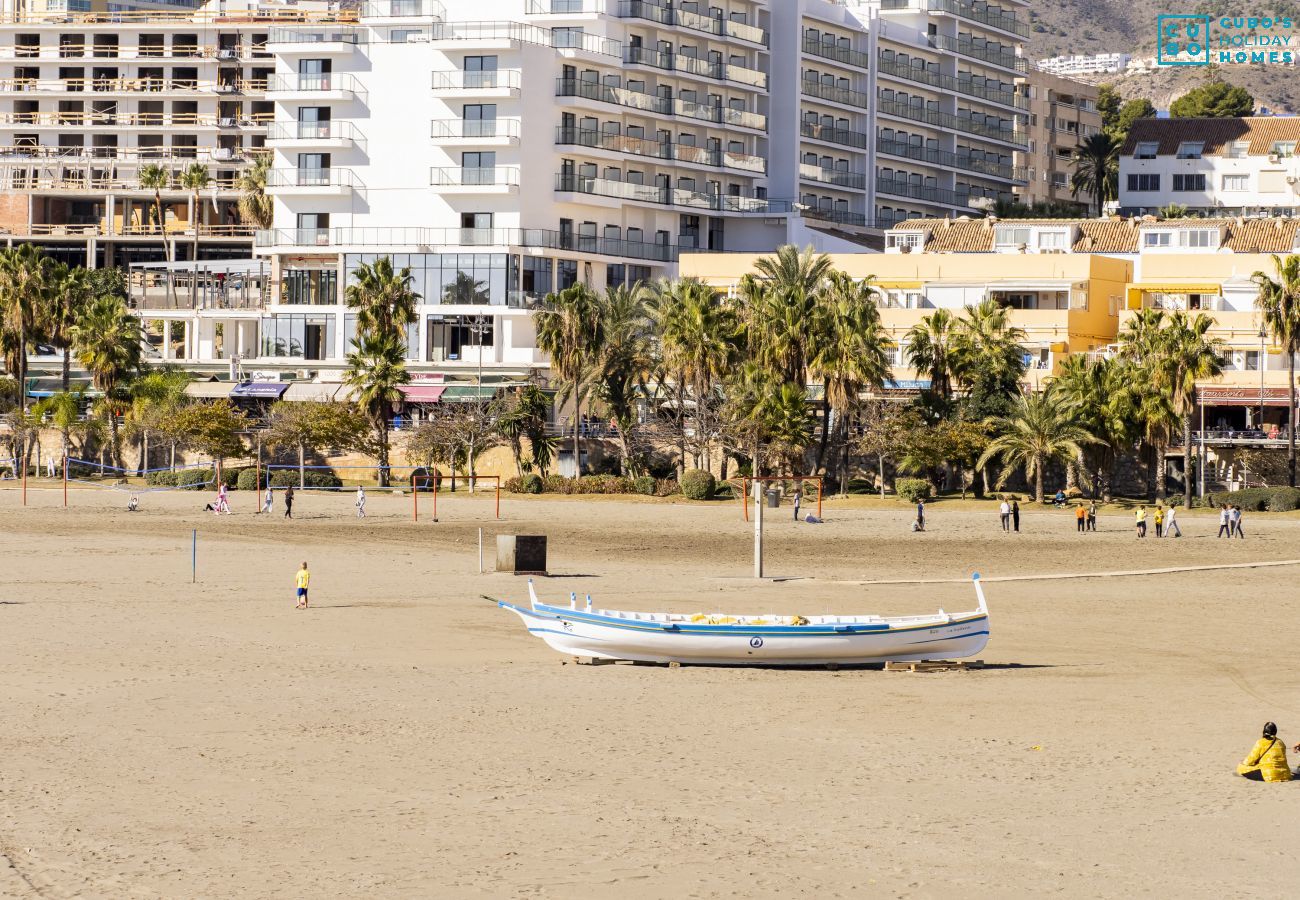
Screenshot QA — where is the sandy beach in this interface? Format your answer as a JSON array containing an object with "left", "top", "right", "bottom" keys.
[{"left": 2, "top": 483, "right": 1298, "bottom": 898}]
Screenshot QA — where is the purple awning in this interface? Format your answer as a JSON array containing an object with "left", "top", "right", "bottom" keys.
[{"left": 230, "top": 381, "right": 290, "bottom": 399}]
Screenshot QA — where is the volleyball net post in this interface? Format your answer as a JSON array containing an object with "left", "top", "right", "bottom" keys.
[
  {"left": 736, "top": 476, "right": 824, "bottom": 522},
  {"left": 62, "top": 456, "right": 67, "bottom": 508}
]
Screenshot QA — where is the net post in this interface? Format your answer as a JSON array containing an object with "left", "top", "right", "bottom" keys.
[
  {"left": 432, "top": 476, "right": 438, "bottom": 522},
  {"left": 742, "top": 477, "right": 749, "bottom": 522},
  {"left": 62, "top": 455, "right": 67, "bottom": 508},
  {"left": 413, "top": 475, "right": 418, "bottom": 522},
  {"left": 22, "top": 451, "right": 27, "bottom": 506},
  {"left": 495, "top": 478, "right": 500, "bottom": 519},
  {"left": 817, "top": 478, "right": 823, "bottom": 519}
]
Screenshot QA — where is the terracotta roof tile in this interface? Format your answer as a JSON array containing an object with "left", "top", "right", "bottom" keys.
[{"left": 1121, "top": 117, "right": 1300, "bottom": 157}]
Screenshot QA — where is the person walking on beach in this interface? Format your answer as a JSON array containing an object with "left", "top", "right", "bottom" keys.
[
  {"left": 1231, "top": 505, "right": 1244, "bottom": 539},
  {"left": 999, "top": 498, "right": 1010, "bottom": 532},
  {"left": 295, "top": 561, "right": 310, "bottom": 609},
  {"left": 1165, "top": 503, "right": 1181, "bottom": 538},
  {"left": 283, "top": 484, "right": 295, "bottom": 519},
  {"left": 793, "top": 486, "right": 802, "bottom": 523},
  {"left": 1135, "top": 505, "right": 1147, "bottom": 538},
  {"left": 260, "top": 485, "right": 273, "bottom": 515},
  {"left": 355, "top": 485, "right": 366, "bottom": 519},
  {"left": 1076, "top": 503, "right": 1086, "bottom": 533},
  {"left": 1218, "top": 504, "right": 1231, "bottom": 538},
  {"left": 213, "top": 483, "right": 231, "bottom": 515},
  {"left": 1154, "top": 504, "right": 1165, "bottom": 539},
  {"left": 46, "top": 455, "right": 55, "bottom": 478},
  {"left": 1011, "top": 499, "right": 1020, "bottom": 533},
  {"left": 916, "top": 497, "right": 925, "bottom": 531},
  {"left": 1087, "top": 500, "right": 1097, "bottom": 532}
]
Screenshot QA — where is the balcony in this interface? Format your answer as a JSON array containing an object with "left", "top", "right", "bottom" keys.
[
  {"left": 924, "top": 0, "right": 1028, "bottom": 39},
  {"left": 264, "top": 73, "right": 363, "bottom": 102},
  {"left": 801, "top": 78, "right": 870, "bottom": 110},
  {"left": 876, "top": 138, "right": 1026, "bottom": 183},
  {"left": 265, "top": 167, "right": 361, "bottom": 196},
  {"left": 360, "top": 0, "right": 447, "bottom": 18},
  {"left": 267, "top": 28, "right": 366, "bottom": 53},
  {"left": 556, "top": 173, "right": 769, "bottom": 213},
  {"left": 555, "top": 126, "right": 765, "bottom": 174},
  {"left": 526, "top": 0, "right": 604, "bottom": 12},
  {"left": 431, "top": 21, "right": 620, "bottom": 57},
  {"left": 555, "top": 77, "right": 767, "bottom": 130},
  {"left": 877, "top": 57, "right": 1025, "bottom": 111},
  {"left": 430, "top": 118, "right": 520, "bottom": 145},
  {"left": 928, "top": 33, "right": 1025, "bottom": 73},
  {"left": 617, "top": 1, "right": 768, "bottom": 47},
  {"left": 623, "top": 46, "right": 768, "bottom": 90},
  {"left": 876, "top": 97, "right": 1026, "bottom": 148},
  {"left": 797, "top": 164, "right": 866, "bottom": 190},
  {"left": 429, "top": 166, "right": 520, "bottom": 192},
  {"left": 266, "top": 120, "right": 366, "bottom": 151},
  {"left": 431, "top": 69, "right": 521, "bottom": 95},
  {"left": 800, "top": 121, "right": 868, "bottom": 150},
  {"left": 876, "top": 178, "right": 980, "bottom": 210},
  {"left": 254, "top": 225, "right": 679, "bottom": 261},
  {"left": 801, "top": 36, "right": 870, "bottom": 70}
]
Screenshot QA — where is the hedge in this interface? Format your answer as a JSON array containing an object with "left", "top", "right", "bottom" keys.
[
  {"left": 680, "top": 468, "right": 716, "bottom": 500},
  {"left": 236, "top": 467, "right": 265, "bottom": 492},
  {"left": 269, "top": 470, "right": 343, "bottom": 489},
  {"left": 1203, "top": 486, "right": 1300, "bottom": 512},
  {"left": 504, "top": 474, "right": 680, "bottom": 496},
  {"left": 633, "top": 475, "right": 657, "bottom": 496},
  {"left": 894, "top": 477, "right": 932, "bottom": 502}
]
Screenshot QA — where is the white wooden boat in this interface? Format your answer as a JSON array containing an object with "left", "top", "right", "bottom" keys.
[{"left": 495, "top": 574, "right": 990, "bottom": 666}]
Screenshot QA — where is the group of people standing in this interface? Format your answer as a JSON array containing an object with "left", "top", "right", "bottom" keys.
[
  {"left": 1217, "top": 504, "right": 1246, "bottom": 539},
  {"left": 1133, "top": 504, "right": 1181, "bottom": 539},
  {"left": 997, "top": 498, "right": 1021, "bottom": 532}
]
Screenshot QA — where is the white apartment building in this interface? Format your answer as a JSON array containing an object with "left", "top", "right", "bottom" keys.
[
  {"left": 861, "top": 0, "right": 1030, "bottom": 227},
  {"left": 1035, "top": 53, "right": 1129, "bottom": 78},
  {"left": 1119, "top": 117, "right": 1300, "bottom": 218}
]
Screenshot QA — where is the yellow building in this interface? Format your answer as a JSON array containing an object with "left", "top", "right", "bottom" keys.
[{"left": 678, "top": 249, "right": 1131, "bottom": 389}]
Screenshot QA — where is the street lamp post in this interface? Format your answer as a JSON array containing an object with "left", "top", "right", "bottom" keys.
[{"left": 1258, "top": 325, "right": 1267, "bottom": 431}]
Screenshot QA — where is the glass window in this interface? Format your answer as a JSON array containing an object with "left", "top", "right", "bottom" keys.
[
  {"left": 1223, "top": 173, "right": 1249, "bottom": 191},
  {"left": 1175, "top": 142, "right": 1203, "bottom": 159},
  {"left": 1134, "top": 142, "right": 1158, "bottom": 159},
  {"left": 260, "top": 315, "right": 336, "bottom": 359}
]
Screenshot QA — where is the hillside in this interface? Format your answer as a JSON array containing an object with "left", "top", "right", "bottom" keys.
[{"left": 1025, "top": 1, "right": 1300, "bottom": 113}]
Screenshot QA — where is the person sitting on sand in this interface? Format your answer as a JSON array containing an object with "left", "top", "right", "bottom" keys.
[
  {"left": 1237, "top": 722, "right": 1292, "bottom": 782},
  {"left": 1054, "top": 489, "right": 1066, "bottom": 508},
  {"left": 127, "top": 494, "right": 139, "bottom": 512}
]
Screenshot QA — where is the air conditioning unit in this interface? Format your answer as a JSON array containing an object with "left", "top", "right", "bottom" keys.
[{"left": 1270, "top": 153, "right": 1280, "bottom": 163}]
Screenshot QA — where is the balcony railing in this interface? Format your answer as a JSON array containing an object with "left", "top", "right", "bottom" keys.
[
  {"left": 556, "top": 173, "right": 769, "bottom": 212},
  {"left": 876, "top": 177, "right": 980, "bottom": 209},
  {"left": 430, "top": 166, "right": 520, "bottom": 187},
  {"left": 797, "top": 164, "right": 866, "bottom": 190},
  {"left": 0, "top": 145, "right": 256, "bottom": 165},
  {"left": 928, "top": 33, "right": 1025, "bottom": 72},
  {"left": 0, "top": 111, "right": 271, "bottom": 128},
  {"left": 555, "top": 126, "right": 765, "bottom": 173},
  {"left": 617, "top": 1, "right": 768, "bottom": 46},
  {"left": 267, "top": 28, "right": 365, "bottom": 45},
  {"left": 877, "top": 56, "right": 1025, "bottom": 110},
  {"left": 431, "top": 69, "right": 521, "bottom": 91},
  {"left": 801, "top": 78, "right": 870, "bottom": 109},
  {"left": 799, "top": 121, "right": 868, "bottom": 149},
  {"left": 926, "top": 0, "right": 1028, "bottom": 38},
  {"left": 801, "top": 35, "right": 870, "bottom": 70},
  {"left": 254, "top": 225, "right": 679, "bottom": 261},
  {"left": 266, "top": 121, "right": 366, "bottom": 148},
  {"left": 876, "top": 138, "right": 1025, "bottom": 182},
  {"left": 431, "top": 118, "right": 520, "bottom": 140},
  {"left": 876, "top": 97, "right": 1026, "bottom": 147},
  {"left": 623, "top": 45, "right": 768, "bottom": 89},
  {"left": 266, "top": 167, "right": 361, "bottom": 189},
  {"left": 360, "top": 0, "right": 446, "bottom": 17},
  {"left": 555, "top": 77, "right": 766, "bottom": 130},
  {"left": 526, "top": 0, "right": 604, "bottom": 12},
  {"left": 431, "top": 20, "right": 620, "bottom": 57},
  {"left": 265, "top": 73, "right": 363, "bottom": 95}
]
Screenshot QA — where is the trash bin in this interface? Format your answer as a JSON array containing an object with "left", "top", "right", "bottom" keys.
[{"left": 766, "top": 488, "right": 780, "bottom": 508}]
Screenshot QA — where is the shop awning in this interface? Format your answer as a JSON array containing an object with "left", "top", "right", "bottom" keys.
[
  {"left": 398, "top": 384, "right": 447, "bottom": 403},
  {"left": 25, "top": 377, "right": 101, "bottom": 398},
  {"left": 441, "top": 385, "right": 494, "bottom": 402},
  {"left": 1128, "top": 283, "right": 1223, "bottom": 293},
  {"left": 230, "top": 381, "right": 289, "bottom": 400},
  {"left": 282, "top": 382, "right": 341, "bottom": 402},
  {"left": 184, "top": 381, "right": 235, "bottom": 399}
]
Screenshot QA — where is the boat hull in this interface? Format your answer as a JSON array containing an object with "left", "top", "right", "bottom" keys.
[{"left": 503, "top": 604, "right": 989, "bottom": 667}]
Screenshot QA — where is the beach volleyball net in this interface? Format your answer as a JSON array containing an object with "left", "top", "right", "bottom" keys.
[
  {"left": 730, "top": 476, "right": 824, "bottom": 521},
  {"left": 65, "top": 457, "right": 219, "bottom": 493}
]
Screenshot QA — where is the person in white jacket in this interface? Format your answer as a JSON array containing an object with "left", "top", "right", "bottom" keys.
[{"left": 1164, "top": 503, "right": 1181, "bottom": 538}]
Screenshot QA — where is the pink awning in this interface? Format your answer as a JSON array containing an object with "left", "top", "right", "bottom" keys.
[{"left": 399, "top": 384, "right": 446, "bottom": 403}]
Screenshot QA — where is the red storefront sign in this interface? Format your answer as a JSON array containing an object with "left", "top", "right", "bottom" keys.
[{"left": 1198, "top": 386, "right": 1295, "bottom": 406}]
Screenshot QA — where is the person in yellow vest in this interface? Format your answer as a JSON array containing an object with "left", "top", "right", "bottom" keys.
[
  {"left": 295, "top": 561, "right": 310, "bottom": 610},
  {"left": 1135, "top": 506, "right": 1147, "bottom": 538},
  {"left": 1153, "top": 504, "right": 1165, "bottom": 538},
  {"left": 1236, "top": 722, "right": 1292, "bottom": 782},
  {"left": 1075, "top": 503, "right": 1086, "bottom": 533}
]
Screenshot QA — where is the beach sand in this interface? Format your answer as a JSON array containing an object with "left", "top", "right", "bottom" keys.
[{"left": 1, "top": 484, "right": 1298, "bottom": 898}]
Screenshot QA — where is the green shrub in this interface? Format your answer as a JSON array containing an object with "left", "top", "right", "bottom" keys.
[
  {"left": 146, "top": 469, "right": 180, "bottom": 487},
  {"left": 680, "top": 468, "right": 716, "bottom": 500},
  {"left": 894, "top": 477, "right": 932, "bottom": 502},
  {"left": 1267, "top": 487, "right": 1300, "bottom": 512},
  {"left": 654, "top": 478, "right": 679, "bottom": 497},
  {"left": 633, "top": 475, "right": 657, "bottom": 495},
  {"left": 519, "top": 473, "right": 543, "bottom": 494},
  {"left": 177, "top": 468, "right": 215, "bottom": 491},
  {"left": 268, "top": 469, "right": 342, "bottom": 489},
  {"left": 237, "top": 467, "right": 264, "bottom": 492}
]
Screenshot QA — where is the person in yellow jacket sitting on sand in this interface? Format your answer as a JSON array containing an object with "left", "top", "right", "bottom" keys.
[{"left": 1236, "top": 722, "right": 1292, "bottom": 782}]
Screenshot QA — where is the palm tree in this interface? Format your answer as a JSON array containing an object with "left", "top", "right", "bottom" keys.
[
  {"left": 178, "top": 161, "right": 211, "bottom": 270},
  {"left": 138, "top": 163, "right": 174, "bottom": 261},
  {"left": 32, "top": 389, "right": 85, "bottom": 472},
  {"left": 71, "top": 295, "right": 142, "bottom": 468},
  {"left": 653, "top": 277, "right": 739, "bottom": 469},
  {"left": 345, "top": 332, "right": 409, "bottom": 486},
  {"left": 1070, "top": 131, "right": 1120, "bottom": 217},
  {"left": 43, "top": 262, "right": 89, "bottom": 392},
  {"left": 0, "top": 244, "right": 52, "bottom": 415},
  {"left": 906, "top": 308, "right": 960, "bottom": 404},
  {"left": 235, "top": 153, "right": 274, "bottom": 231},
  {"left": 1253, "top": 254, "right": 1300, "bottom": 487},
  {"left": 593, "top": 283, "right": 654, "bottom": 474},
  {"left": 752, "top": 379, "right": 817, "bottom": 476},
  {"left": 953, "top": 298, "right": 1028, "bottom": 393},
  {"left": 345, "top": 256, "right": 420, "bottom": 343},
  {"left": 127, "top": 368, "right": 190, "bottom": 474},
  {"left": 1160, "top": 312, "right": 1225, "bottom": 506},
  {"left": 752, "top": 244, "right": 833, "bottom": 294},
  {"left": 536, "top": 283, "right": 603, "bottom": 476},
  {"left": 809, "top": 271, "right": 892, "bottom": 488},
  {"left": 978, "top": 392, "right": 1095, "bottom": 503},
  {"left": 1049, "top": 354, "right": 1139, "bottom": 500}
]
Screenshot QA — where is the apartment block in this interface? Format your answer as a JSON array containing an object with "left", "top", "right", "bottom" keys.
[
  {"left": 1034, "top": 52, "right": 1128, "bottom": 78},
  {"left": 1119, "top": 117, "right": 1300, "bottom": 217},
  {"left": 1015, "top": 68, "right": 1100, "bottom": 211}
]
